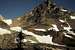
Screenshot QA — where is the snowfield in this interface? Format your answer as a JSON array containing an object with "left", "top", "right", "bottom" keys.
[{"left": 22, "top": 30, "right": 66, "bottom": 47}]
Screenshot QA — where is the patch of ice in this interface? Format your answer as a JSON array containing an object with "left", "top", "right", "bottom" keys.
[
  {"left": 3, "top": 19, "right": 12, "bottom": 25},
  {"left": 70, "top": 16, "right": 75, "bottom": 19},
  {"left": 10, "top": 27, "right": 22, "bottom": 32},
  {"left": 0, "top": 28, "right": 11, "bottom": 35},
  {"left": 52, "top": 24, "right": 59, "bottom": 31}
]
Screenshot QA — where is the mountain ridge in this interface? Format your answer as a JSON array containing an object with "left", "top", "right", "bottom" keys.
[{"left": 0, "top": 0, "right": 75, "bottom": 50}]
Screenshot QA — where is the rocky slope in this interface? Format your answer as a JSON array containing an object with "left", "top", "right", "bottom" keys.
[{"left": 0, "top": 0, "right": 75, "bottom": 50}]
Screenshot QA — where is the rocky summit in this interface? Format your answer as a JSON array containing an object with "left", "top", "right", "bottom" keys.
[{"left": 0, "top": 0, "right": 75, "bottom": 50}]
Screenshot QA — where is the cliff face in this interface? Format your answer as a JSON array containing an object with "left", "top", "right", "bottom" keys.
[{"left": 0, "top": 0, "right": 75, "bottom": 50}]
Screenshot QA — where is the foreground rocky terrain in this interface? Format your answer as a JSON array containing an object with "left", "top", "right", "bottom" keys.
[{"left": 0, "top": 0, "right": 75, "bottom": 50}]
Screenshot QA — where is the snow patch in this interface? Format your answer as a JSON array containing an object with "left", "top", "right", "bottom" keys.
[
  {"left": 70, "top": 16, "right": 75, "bottom": 19},
  {"left": 59, "top": 19, "right": 65, "bottom": 23},
  {"left": 63, "top": 26, "right": 72, "bottom": 32},
  {"left": 63, "top": 22, "right": 75, "bottom": 36},
  {"left": 10, "top": 27, "right": 22, "bottom": 32},
  {"left": 22, "top": 30, "right": 35, "bottom": 36},
  {"left": 35, "top": 35, "right": 53, "bottom": 44},
  {"left": 0, "top": 28, "right": 11, "bottom": 35},
  {"left": 22, "top": 30, "right": 65, "bottom": 47},
  {"left": 52, "top": 24, "right": 59, "bottom": 31},
  {"left": 48, "top": 27, "right": 53, "bottom": 30},
  {"left": 63, "top": 21, "right": 72, "bottom": 32},
  {"left": 28, "top": 40, "right": 37, "bottom": 43},
  {"left": 60, "top": 9, "right": 68, "bottom": 12},
  {"left": 68, "top": 31, "right": 75, "bottom": 36},
  {"left": 22, "top": 38, "right": 37, "bottom": 43},
  {"left": 34, "top": 28, "right": 46, "bottom": 32},
  {"left": 63, "top": 32, "right": 73, "bottom": 39},
  {"left": 3, "top": 19, "right": 12, "bottom": 25}
]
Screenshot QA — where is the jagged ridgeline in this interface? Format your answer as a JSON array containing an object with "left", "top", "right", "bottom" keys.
[
  {"left": 0, "top": 0, "right": 75, "bottom": 50},
  {"left": 13, "top": 0, "right": 72, "bottom": 29}
]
